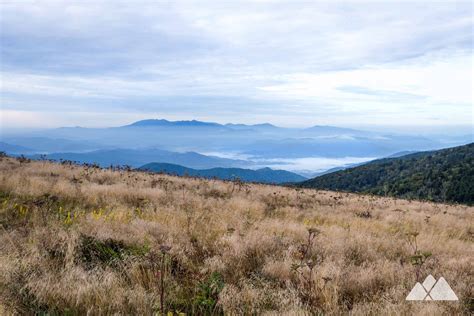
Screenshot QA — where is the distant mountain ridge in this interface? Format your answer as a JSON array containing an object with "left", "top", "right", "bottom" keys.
[
  {"left": 125, "top": 119, "right": 223, "bottom": 128},
  {"left": 28, "top": 148, "right": 247, "bottom": 169},
  {"left": 125, "top": 119, "right": 363, "bottom": 133},
  {"left": 138, "top": 162, "right": 307, "bottom": 184},
  {"left": 4, "top": 119, "right": 471, "bottom": 176},
  {"left": 125, "top": 119, "right": 283, "bottom": 131},
  {"left": 298, "top": 143, "right": 474, "bottom": 205},
  {"left": 4, "top": 118, "right": 467, "bottom": 162},
  {"left": 1, "top": 138, "right": 104, "bottom": 154},
  {"left": 0, "top": 142, "right": 34, "bottom": 154}
]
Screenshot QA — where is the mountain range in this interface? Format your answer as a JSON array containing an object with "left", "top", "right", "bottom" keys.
[
  {"left": 1, "top": 119, "right": 471, "bottom": 176},
  {"left": 3, "top": 119, "right": 467, "bottom": 157}
]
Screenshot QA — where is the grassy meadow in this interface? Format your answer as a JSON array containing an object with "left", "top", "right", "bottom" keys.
[{"left": 0, "top": 156, "right": 472, "bottom": 315}]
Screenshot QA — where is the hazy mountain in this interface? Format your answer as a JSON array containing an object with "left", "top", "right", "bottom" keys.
[
  {"left": 5, "top": 119, "right": 470, "bottom": 172},
  {"left": 302, "top": 125, "right": 370, "bottom": 136},
  {"left": 2, "top": 137, "right": 105, "bottom": 153},
  {"left": 0, "top": 142, "right": 34, "bottom": 154},
  {"left": 127, "top": 119, "right": 280, "bottom": 131},
  {"left": 124, "top": 119, "right": 224, "bottom": 128},
  {"left": 29, "top": 148, "right": 247, "bottom": 169},
  {"left": 240, "top": 135, "right": 439, "bottom": 158},
  {"left": 139, "top": 162, "right": 307, "bottom": 183},
  {"left": 225, "top": 123, "right": 280, "bottom": 132},
  {"left": 298, "top": 143, "right": 474, "bottom": 205}
]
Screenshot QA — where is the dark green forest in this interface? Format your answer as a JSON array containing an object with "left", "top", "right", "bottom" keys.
[{"left": 298, "top": 143, "right": 473, "bottom": 205}]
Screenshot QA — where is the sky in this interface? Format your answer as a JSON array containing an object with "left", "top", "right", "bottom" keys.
[{"left": 0, "top": 0, "right": 473, "bottom": 133}]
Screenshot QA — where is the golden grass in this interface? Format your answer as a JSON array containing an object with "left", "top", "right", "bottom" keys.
[{"left": 0, "top": 157, "right": 472, "bottom": 315}]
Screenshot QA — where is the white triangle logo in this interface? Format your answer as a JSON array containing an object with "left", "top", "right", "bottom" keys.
[
  {"left": 406, "top": 282, "right": 428, "bottom": 300},
  {"left": 406, "top": 275, "right": 458, "bottom": 301},
  {"left": 429, "top": 277, "right": 459, "bottom": 301}
]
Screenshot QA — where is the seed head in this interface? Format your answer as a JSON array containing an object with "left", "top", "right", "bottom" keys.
[{"left": 159, "top": 245, "right": 171, "bottom": 254}]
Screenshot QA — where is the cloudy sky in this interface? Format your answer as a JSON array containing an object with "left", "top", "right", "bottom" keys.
[{"left": 0, "top": 1, "right": 472, "bottom": 132}]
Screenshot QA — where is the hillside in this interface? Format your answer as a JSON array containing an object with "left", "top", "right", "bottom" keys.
[
  {"left": 298, "top": 143, "right": 474, "bottom": 205},
  {"left": 138, "top": 162, "right": 306, "bottom": 183},
  {"left": 0, "top": 156, "right": 472, "bottom": 315}
]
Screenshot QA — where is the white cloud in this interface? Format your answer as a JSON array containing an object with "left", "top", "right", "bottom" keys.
[
  {"left": 254, "top": 156, "right": 377, "bottom": 173},
  {"left": 259, "top": 54, "right": 472, "bottom": 104},
  {"left": 0, "top": 1, "right": 472, "bottom": 129}
]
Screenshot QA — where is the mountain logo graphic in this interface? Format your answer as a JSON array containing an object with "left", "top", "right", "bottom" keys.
[{"left": 406, "top": 275, "right": 458, "bottom": 301}]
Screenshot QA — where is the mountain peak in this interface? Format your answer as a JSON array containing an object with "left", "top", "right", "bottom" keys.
[
  {"left": 125, "top": 119, "right": 222, "bottom": 127},
  {"left": 126, "top": 119, "right": 170, "bottom": 127}
]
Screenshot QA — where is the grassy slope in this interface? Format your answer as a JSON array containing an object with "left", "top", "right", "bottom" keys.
[
  {"left": 0, "top": 157, "right": 472, "bottom": 315},
  {"left": 299, "top": 143, "right": 474, "bottom": 205}
]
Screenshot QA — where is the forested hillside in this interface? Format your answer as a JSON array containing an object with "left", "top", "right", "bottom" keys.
[{"left": 299, "top": 143, "right": 474, "bottom": 205}]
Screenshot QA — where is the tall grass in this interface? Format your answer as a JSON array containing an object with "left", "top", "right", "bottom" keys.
[{"left": 0, "top": 157, "right": 472, "bottom": 315}]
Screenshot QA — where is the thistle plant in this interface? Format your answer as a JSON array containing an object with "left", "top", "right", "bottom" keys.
[
  {"left": 406, "top": 231, "right": 432, "bottom": 281},
  {"left": 298, "top": 227, "right": 320, "bottom": 265},
  {"left": 291, "top": 227, "right": 323, "bottom": 307}
]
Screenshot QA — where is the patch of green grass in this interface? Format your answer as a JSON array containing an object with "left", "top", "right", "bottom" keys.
[
  {"left": 193, "top": 272, "right": 225, "bottom": 314},
  {"left": 78, "top": 235, "right": 150, "bottom": 268}
]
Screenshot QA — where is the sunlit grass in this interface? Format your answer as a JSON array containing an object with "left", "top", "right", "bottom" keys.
[{"left": 0, "top": 157, "right": 472, "bottom": 315}]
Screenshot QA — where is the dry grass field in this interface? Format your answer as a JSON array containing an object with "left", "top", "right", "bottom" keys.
[{"left": 0, "top": 156, "right": 472, "bottom": 315}]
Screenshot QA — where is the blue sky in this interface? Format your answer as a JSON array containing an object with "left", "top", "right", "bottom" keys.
[{"left": 0, "top": 1, "right": 472, "bottom": 132}]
